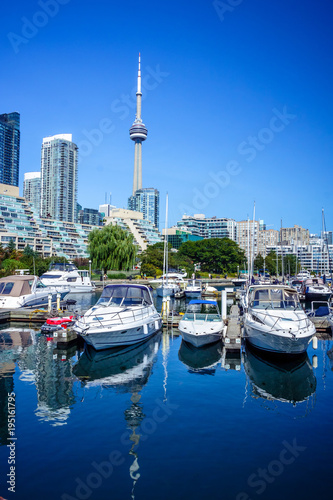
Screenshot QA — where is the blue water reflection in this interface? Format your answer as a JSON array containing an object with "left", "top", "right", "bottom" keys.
[{"left": 0, "top": 303, "right": 332, "bottom": 499}]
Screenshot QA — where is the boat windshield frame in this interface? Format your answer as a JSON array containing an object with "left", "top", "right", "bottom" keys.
[
  {"left": 249, "top": 287, "right": 303, "bottom": 310},
  {"left": 96, "top": 285, "right": 153, "bottom": 308},
  {"left": 184, "top": 302, "right": 221, "bottom": 322}
]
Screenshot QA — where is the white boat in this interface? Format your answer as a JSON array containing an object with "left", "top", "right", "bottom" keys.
[
  {"left": 0, "top": 275, "right": 70, "bottom": 309},
  {"left": 300, "top": 277, "right": 331, "bottom": 302},
  {"left": 184, "top": 279, "right": 202, "bottom": 298},
  {"left": 178, "top": 299, "right": 226, "bottom": 348},
  {"left": 156, "top": 280, "right": 181, "bottom": 298},
  {"left": 297, "top": 271, "right": 311, "bottom": 280},
  {"left": 40, "top": 262, "right": 95, "bottom": 293},
  {"left": 201, "top": 283, "right": 219, "bottom": 297},
  {"left": 306, "top": 301, "right": 333, "bottom": 330},
  {"left": 243, "top": 285, "right": 316, "bottom": 355},
  {"left": 73, "top": 284, "right": 162, "bottom": 350}
]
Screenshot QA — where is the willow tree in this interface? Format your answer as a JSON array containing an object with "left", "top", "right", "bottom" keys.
[{"left": 88, "top": 225, "right": 137, "bottom": 271}]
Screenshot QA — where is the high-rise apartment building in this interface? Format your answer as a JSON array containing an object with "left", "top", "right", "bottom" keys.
[
  {"left": 23, "top": 172, "right": 41, "bottom": 214},
  {"left": 177, "top": 214, "right": 237, "bottom": 241},
  {"left": 40, "top": 134, "right": 78, "bottom": 222},
  {"left": 280, "top": 225, "right": 309, "bottom": 246},
  {"left": 128, "top": 188, "right": 159, "bottom": 229},
  {"left": 0, "top": 112, "right": 20, "bottom": 187}
]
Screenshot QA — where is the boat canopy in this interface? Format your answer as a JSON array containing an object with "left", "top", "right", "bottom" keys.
[
  {"left": 97, "top": 284, "right": 153, "bottom": 307},
  {"left": 0, "top": 275, "right": 35, "bottom": 297},
  {"left": 189, "top": 299, "right": 217, "bottom": 306}
]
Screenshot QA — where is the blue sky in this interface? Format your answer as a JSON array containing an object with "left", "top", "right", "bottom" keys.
[{"left": 1, "top": 0, "right": 333, "bottom": 233}]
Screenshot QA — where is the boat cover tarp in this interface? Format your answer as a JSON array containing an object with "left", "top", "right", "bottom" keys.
[
  {"left": 0, "top": 275, "right": 34, "bottom": 297},
  {"left": 314, "top": 306, "right": 330, "bottom": 317},
  {"left": 189, "top": 299, "right": 217, "bottom": 305}
]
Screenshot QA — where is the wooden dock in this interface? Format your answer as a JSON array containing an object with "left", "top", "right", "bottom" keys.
[{"left": 224, "top": 305, "right": 242, "bottom": 351}]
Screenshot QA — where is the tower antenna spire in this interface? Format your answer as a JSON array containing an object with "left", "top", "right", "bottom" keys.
[{"left": 130, "top": 53, "right": 148, "bottom": 195}]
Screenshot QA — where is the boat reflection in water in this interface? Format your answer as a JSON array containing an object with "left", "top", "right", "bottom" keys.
[
  {"left": 73, "top": 333, "right": 161, "bottom": 499},
  {"left": 178, "top": 339, "right": 223, "bottom": 374},
  {"left": 243, "top": 344, "right": 317, "bottom": 406}
]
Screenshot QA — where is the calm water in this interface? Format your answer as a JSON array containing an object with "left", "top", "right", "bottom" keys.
[{"left": 0, "top": 291, "right": 333, "bottom": 500}]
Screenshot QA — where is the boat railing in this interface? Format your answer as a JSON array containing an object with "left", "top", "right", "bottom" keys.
[
  {"left": 83, "top": 305, "right": 157, "bottom": 328},
  {"left": 250, "top": 307, "right": 310, "bottom": 333}
]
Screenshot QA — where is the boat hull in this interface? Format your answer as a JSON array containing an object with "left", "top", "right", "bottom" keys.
[
  {"left": 77, "top": 316, "right": 163, "bottom": 350},
  {"left": 244, "top": 324, "right": 315, "bottom": 355},
  {"left": 178, "top": 320, "right": 223, "bottom": 348}
]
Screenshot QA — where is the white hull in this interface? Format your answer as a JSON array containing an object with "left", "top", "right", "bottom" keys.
[
  {"left": 178, "top": 320, "right": 224, "bottom": 347},
  {"left": 244, "top": 323, "right": 314, "bottom": 354},
  {"left": 40, "top": 278, "right": 94, "bottom": 293},
  {"left": 77, "top": 315, "right": 162, "bottom": 350}
]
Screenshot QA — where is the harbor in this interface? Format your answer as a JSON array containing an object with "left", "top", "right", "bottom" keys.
[{"left": 0, "top": 285, "right": 332, "bottom": 500}]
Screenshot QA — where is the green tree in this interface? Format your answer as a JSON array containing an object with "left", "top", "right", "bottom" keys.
[
  {"left": 178, "top": 238, "right": 245, "bottom": 274},
  {"left": 253, "top": 254, "right": 264, "bottom": 273},
  {"left": 88, "top": 225, "right": 137, "bottom": 271}
]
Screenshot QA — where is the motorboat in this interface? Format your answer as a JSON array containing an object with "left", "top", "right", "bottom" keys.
[
  {"left": 40, "top": 262, "right": 95, "bottom": 293},
  {"left": 73, "top": 284, "right": 162, "bottom": 350},
  {"left": 243, "top": 343, "right": 316, "bottom": 404},
  {"left": 184, "top": 279, "right": 202, "bottom": 298},
  {"left": 289, "top": 278, "right": 303, "bottom": 294},
  {"left": 306, "top": 301, "right": 333, "bottom": 330},
  {"left": 156, "top": 280, "right": 181, "bottom": 298},
  {"left": 297, "top": 271, "right": 311, "bottom": 280},
  {"left": 300, "top": 277, "right": 331, "bottom": 302},
  {"left": 0, "top": 275, "right": 70, "bottom": 309},
  {"left": 201, "top": 283, "right": 219, "bottom": 297},
  {"left": 178, "top": 299, "right": 226, "bottom": 348},
  {"left": 243, "top": 285, "right": 316, "bottom": 355}
]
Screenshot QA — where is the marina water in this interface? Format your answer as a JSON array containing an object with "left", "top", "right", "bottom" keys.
[{"left": 0, "top": 291, "right": 332, "bottom": 500}]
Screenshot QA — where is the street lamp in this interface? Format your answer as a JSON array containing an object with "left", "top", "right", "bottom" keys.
[{"left": 89, "top": 259, "right": 91, "bottom": 278}]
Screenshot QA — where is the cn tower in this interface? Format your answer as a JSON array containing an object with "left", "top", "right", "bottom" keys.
[{"left": 130, "top": 53, "right": 148, "bottom": 195}]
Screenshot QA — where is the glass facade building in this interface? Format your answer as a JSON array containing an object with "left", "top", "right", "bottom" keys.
[
  {"left": 23, "top": 172, "right": 41, "bottom": 215},
  {"left": 128, "top": 188, "right": 159, "bottom": 229},
  {"left": 41, "top": 134, "right": 78, "bottom": 223},
  {"left": 177, "top": 214, "right": 237, "bottom": 241},
  {"left": 0, "top": 112, "right": 20, "bottom": 187}
]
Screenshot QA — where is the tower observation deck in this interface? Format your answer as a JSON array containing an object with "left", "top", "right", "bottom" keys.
[{"left": 130, "top": 54, "right": 148, "bottom": 195}]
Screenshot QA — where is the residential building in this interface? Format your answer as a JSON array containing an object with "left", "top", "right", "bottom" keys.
[
  {"left": 236, "top": 220, "right": 260, "bottom": 257},
  {"left": 78, "top": 208, "right": 103, "bottom": 226},
  {"left": 0, "top": 112, "right": 20, "bottom": 187},
  {"left": 177, "top": 214, "right": 237, "bottom": 240},
  {"left": 105, "top": 208, "right": 161, "bottom": 252},
  {"left": 280, "top": 225, "right": 309, "bottom": 246},
  {"left": 128, "top": 188, "right": 159, "bottom": 229},
  {"left": 162, "top": 226, "right": 203, "bottom": 250},
  {"left": 40, "top": 134, "right": 78, "bottom": 222},
  {"left": 258, "top": 229, "right": 279, "bottom": 256},
  {"left": 23, "top": 172, "right": 41, "bottom": 215}
]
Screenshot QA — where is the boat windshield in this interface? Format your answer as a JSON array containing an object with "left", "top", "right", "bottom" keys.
[
  {"left": 48, "top": 263, "right": 77, "bottom": 272},
  {"left": 96, "top": 285, "right": 153, "bottom": 307},
  {"left": 184, "top": 303, "right": 221, "bottom": 322},
  {"left": 250, "top": 288, "right": 302, "bottom": 310}
]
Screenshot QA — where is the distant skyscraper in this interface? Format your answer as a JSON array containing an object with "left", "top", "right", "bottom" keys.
[
  {"left": 128, "top": 188, "right": 160, "bottom": 229},
  {"left": 23, "top": 172, "right": 41, "bottom": 214},
  {"left": 0, "top": 112, "right": 20, "bottom": 187},
  {"left": 130, "top": 54, "right": 148, "bottom": 195},
  {"left": 40, "top": 134, "right": 78, "bottom": 222}
]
